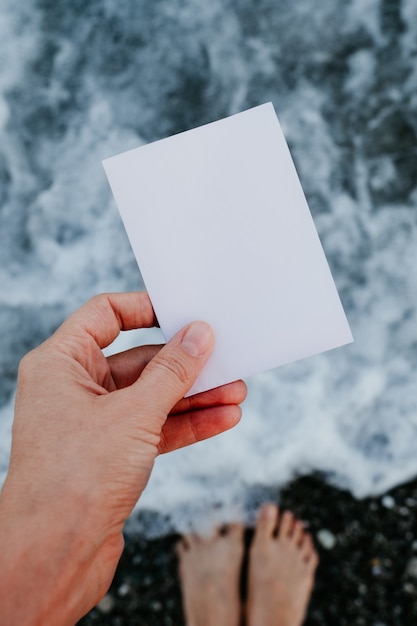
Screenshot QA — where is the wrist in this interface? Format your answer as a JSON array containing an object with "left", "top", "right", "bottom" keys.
[{"left": 0, "top": 478, "right": 101, "bottom": 626}]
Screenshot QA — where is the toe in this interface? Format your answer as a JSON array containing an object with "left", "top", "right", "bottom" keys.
[
  {"left": 175, "top": 536, "right": 189, "bottom": 558},
  {"left": 254, "top": 503, "right": 279, "bottom": 539},
  {"left": 278, "top": 510, "right": 295, "bottom": 539},
  {"left": 184, "top": 533, "right": 204, "bottom": 548},
  {"left": 227, "top": 522, "right": 245, "bottom": 539},
  {"left": 307, "top": 549, "right": 320, "bottom": 572},
  {"left": 292, "top": 519, "right": 305, "bottom": 546},
  {"left": 301, "top": 533, "right": 315, "bottom": 561}
]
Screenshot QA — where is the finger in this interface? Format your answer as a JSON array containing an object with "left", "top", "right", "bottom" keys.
[
  {"left": 136, "top": 321, "right": 215, "bottom": 415},
  {"left": 107, "top": 344, "right": 163, "bottom": 389},
  {"left": 158, "top": 404, "right": 242, "bottom": 454},
  {"left": 171, "top": 380, "right": 247, "bottom": 414},
  {"left": 55, "top": 292, "right": 156, "bottom": 350}
]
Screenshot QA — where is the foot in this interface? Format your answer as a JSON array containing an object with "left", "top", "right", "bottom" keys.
[
  {"left": 177, "top": 523, "right": 244, "bottom": 626},
  {"left": 246, "top": 503, "right": 318, "bottom": 626}
]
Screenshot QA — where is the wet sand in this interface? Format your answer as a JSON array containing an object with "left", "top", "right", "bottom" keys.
[{"left": 78, "top": 474, "right": 417, "bottom": 625}]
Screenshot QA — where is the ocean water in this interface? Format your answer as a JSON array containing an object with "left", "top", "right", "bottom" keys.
[{"left": 1, "top": 0, "right": 416, "bottom": 536}]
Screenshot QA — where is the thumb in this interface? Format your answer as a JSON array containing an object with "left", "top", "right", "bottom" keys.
[{"left": 136, "top": 321, "right": 215, "bottom": 415}]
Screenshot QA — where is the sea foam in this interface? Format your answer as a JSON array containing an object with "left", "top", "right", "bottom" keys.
[{"left": 0, "top": 0, "right": 416, "bottom": 536}]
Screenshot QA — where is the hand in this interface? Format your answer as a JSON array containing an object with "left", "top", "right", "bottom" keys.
[{"left": 0, "top": 292, "right": 247, "bottom": 625}]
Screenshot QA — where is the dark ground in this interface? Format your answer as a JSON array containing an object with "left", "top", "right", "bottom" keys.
[{"left": 78, "top": 474, "right": 417, "bottom": 626}]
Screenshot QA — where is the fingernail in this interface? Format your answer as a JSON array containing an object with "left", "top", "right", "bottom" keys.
[{"left": 181, "top": 321, "right": 214, "bottom": 358}]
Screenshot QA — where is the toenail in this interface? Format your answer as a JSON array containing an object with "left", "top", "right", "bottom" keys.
[{"left": 262, "top": 504, "right": 277, "bottom": 519}]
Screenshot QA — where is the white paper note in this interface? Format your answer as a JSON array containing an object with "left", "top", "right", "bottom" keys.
[{"left": 103, "top": 103, "right": 353, "bottom": 396}]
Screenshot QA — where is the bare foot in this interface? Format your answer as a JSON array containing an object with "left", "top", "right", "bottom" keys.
[
  {"left": 177, "top": 523, "right": 244, "bottom": 626},
  {"left": 246, "top": 503, "right": 318, "bottom": 626}
]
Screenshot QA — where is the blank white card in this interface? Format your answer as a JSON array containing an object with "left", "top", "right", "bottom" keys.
[{"left": 103, "top": 103, "right": 353, "bottom": 396}]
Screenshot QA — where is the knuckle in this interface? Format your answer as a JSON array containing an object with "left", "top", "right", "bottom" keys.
[
  {"left": 89, "top": 293, "right": 111, "bottom": 313},
  {"left": 17, "top": 348, "right": 42, "bottom": 386},
  {"left": 157, "top": 429, "right": 169, "bottom": 455},
  {"left": 18, "top": 349, "right": 37, "bottom": 377},
  {"left": 91, "top": 292, "right": 109, "bottom": 304},
  {"left": 156, "top": 352, "right": 192, "bottom": 388}
]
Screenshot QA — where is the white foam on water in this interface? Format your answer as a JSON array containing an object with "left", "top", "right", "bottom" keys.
[{"left": 1, "top": 0, "right": 417, "bottom": 536}]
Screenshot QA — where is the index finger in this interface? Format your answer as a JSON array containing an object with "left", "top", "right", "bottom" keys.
[{"left": 55, "top": 292, "right": 157, "bottom": 350}]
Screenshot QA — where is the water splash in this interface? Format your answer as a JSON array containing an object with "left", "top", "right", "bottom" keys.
[{"left": 1, "top": 0, "right": 416, "bottom": 536}]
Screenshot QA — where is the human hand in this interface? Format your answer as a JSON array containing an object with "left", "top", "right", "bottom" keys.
[{"left": 0, "top": 292, "right": 247, "bottom": 625}]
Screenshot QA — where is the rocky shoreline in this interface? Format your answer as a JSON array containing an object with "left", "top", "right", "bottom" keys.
[{"left": 78, "top": 473, "right": 417, "bottom": 625}]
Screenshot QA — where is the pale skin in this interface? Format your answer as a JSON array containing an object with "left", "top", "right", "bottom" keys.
[
  {"left": 177, "top": 524, "right": 245, "bottom": 626},
  {"left": 0, "top": 292, "right": 247, "bottom": 626},
  {"left": 177, "top": 503, "right": 319, "bottom": 626}
]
